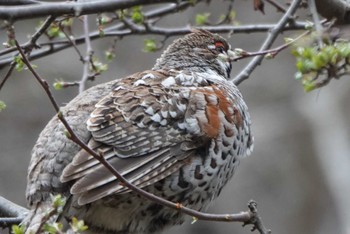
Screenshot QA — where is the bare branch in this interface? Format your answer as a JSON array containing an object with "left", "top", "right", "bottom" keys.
[
  {"left": 14, "top": 40, "right": 60, "bottom": 111},
  {"left": 308, "top": 0, "right": 324, "bottom": 47},
  {"left": 264, "top": 0, "right": 287, "bottom": 13},
  {"left": 0, "top": 0, "right": 182, "bottom": 21},
  {"left": 24, "top": 15, "right": 56, "bottom": 51},
  {"left": 0, "top": 0, "right": 41, "bottom": 6},
  {"left": 0, "top": 196, "right": 28, "bottom": 227},
  {"left": 58, "top": 22, "right": 84, "bottom": 62},
  {"left": 0, "top": 61, "right": 15, "bottom": 90},
  {"left": 233, "top": 0, "right": 303, "bottom": 85},
  {"left": 79, "top": 15, "right": 93, "bottom": 93},
  {"left": 232, "top": 29, "right": 311, "bottom": 61}
]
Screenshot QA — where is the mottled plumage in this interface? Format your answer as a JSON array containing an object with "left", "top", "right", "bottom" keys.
[{"left": 25, "top": 29, "right": 253, "bottom": 234}]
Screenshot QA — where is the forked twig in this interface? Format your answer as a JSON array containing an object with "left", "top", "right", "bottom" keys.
[{"left": 233, "top": 0, "right": 303, "bottom": 85}]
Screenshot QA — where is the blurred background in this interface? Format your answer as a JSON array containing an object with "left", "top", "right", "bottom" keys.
[{"left": 1, "top": 1, "right": 350, "bottom": 234}]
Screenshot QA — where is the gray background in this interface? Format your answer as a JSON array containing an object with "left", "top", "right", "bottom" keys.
[{"left": 1, "top": 1, "right": 350, "bottom": 234}]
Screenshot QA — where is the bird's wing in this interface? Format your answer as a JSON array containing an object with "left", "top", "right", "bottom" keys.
[{"left": 60, "top": 70, "right": 245, "bottom": 205}]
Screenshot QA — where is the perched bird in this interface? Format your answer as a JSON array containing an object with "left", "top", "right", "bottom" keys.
[{"left": 25, "top": 29, "right": 253, "bottom": 234}]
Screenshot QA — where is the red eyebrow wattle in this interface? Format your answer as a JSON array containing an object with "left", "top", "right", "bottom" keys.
[{"left": 215, "top": 41, "right": 225, "bottom": 48}]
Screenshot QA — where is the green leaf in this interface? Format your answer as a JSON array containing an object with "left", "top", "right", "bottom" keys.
[
  {"left": 312, "top": 55, "right": 325, "bottom": 69},
  {"left": 52, "top": 194, "right": 65, "bottom": 209},
  {"left": 11, "top": 224, "right": 25, "bottom": 234},
  {"left": 195, "top": 13, "right": 210, "bottom": 26},
  {"left": 264, "top": 53, "right": 273, "bottom": 59},
  {"left": 131, "top": 6, "right": 144, "bottom": 24},
  {"left": 105, "top": 50, "right": 116, "bottom": 62},
  {"left": 43, "top": 223, "right": 57, "bottom": 234},
  {"left": 14, "top": 55, "right": 24, "bottom": 72},
  {"left": 294, "top": 71, "right": 303, "bottom": 80},
  {"left": 228, "top": 10, "right": 236, "bottom": 21},
  {"left": 64, "top": 130, "right": 72, "bottom": 139},
  {"left": 296, "top": 59, "right": 306, "bottom": 72},
  {"left": 91, "top": 57, "right": 108, "bottom": 73},
  {"left": 284, "top": 37, "right": 294, "bottom": 43},
  {"left": 330, "top": 53, "right": 339, "bottom": 65},
  {"left": 61, "top": 18, "right": 73, "bottom": 27},
  {"left": 53, "top": 82, "right": 63, "bottom": 90},
  {"left": 71, "top": 217, "right": 88, "bottom": 232},
  {"left": 301, "top": 47, "right": 314, "bottom": 59},
  {"left": 302, "top": 76, "right": 316, "bottom": 92},
  {"left": 143, "top": 39, "right": 157, "bottom": 53},
  {"left": 233, "top": 48, "right": 245, "bottom": 56},
  {"left": 47, "top": 24, "right": 65, "bottom": 39},
  {"left": 191, "top": 217, "right": 198, "bottom": 224},
  {"left": 99, "top": 28, "right": 105, "bottom": 37},
  {"left": 304, "top": 20, "right": 314, "bottom": 30},
  {"left": 98, "top": 14, "right": 111, "bottom": 25},
  {"left": 337, "top": 43, "right": 350, "bottom": 57},
  {"left": 0, "top": 100, "right": 6, "bottom": 111},
  {"left": 2, "top": 39, "right": 16, "bottom": 48}
]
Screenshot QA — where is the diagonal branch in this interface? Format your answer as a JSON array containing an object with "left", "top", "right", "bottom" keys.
[
  {"left": 0, "top": 61, "right": 15, "bottom": 90},
  {"left": 23, "top": 15, "right": 56, "bottom": 52},
  {"left": 233, "top": 0, "right": 303, "bottom": 85}
]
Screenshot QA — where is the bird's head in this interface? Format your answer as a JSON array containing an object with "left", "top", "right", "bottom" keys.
[{"left": 153, "top": 29, "right": 235, "bottom": 79}]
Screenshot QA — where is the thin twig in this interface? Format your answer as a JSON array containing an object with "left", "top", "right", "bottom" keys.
[
  {"left": 0, "top": 62, "right": 15, "bottom": 91},
  {"left": 59, "top": 23, "right": 85, "bottom": 62},
  {"left": 233, "top": 0, "right": 303, "bottom": 85},
  {"left": 14, "top": 39, "right": 270, "bottom": 234},
  {"left": 24, "top": 15, "right": 56, "bottom": 52},
  {"left": 34, "top": 204, "right": 59, "bottom": 234},
  {"left": 264, "top": 0, "right": 287, "bottom": 13},
  {"left": 232, "top": 29, "right": 311, "bottom": 61},
  {"left": 14, "top": 40, "right": 59, "bottom": 111}
]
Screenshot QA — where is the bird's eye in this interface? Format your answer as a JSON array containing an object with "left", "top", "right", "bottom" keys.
[{"left": 214, "top": 41, "right": 225, "bottom": 53}]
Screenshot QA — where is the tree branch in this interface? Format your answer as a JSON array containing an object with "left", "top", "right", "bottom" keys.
[
  {"left": 308, "top": 0, "right": 323, "bottom": 47},
  {"left": 0, "top": 0, "right": 180, "bottom": 21},
  {"left": 0, "top": 196, "right": 28, "bottom": 227},
  {"left": 0, "top": 0, "right": 41, "bottom": 6},
  {"left": 79, "top": 15, "right": 93, "bottom": 93},
  {"left": 233, "top": 0, "right": 303, "bottom": 85},
  {"left": 0, "top": 22, "right": 308, "bottom": 69},
  {"left": 23, "top": 15, "right": 56, "bottom": 52},
  {"left": 0, "top": 61, "right": 15, "bottom": 90},
  {"left": 232, "top": 29, "right": 311, "bottom": 61}
]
